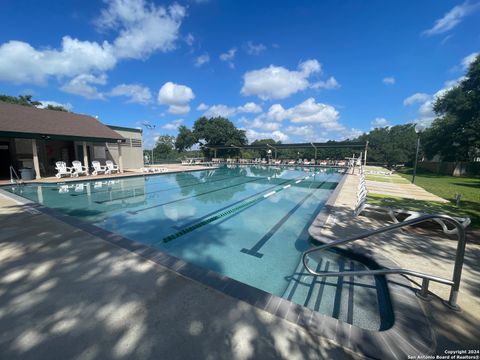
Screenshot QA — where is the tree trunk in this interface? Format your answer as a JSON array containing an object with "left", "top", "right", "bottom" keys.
[{"left": 452, "top": 161, "right": 467, "bottom": 176}]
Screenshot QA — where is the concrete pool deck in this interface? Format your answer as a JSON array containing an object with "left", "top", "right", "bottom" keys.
[
  {"left": 0, "top": 168, "right": 478, "bottom": 359},
  {"left": 0, "top": 193, "right": 362, "bottom": 360},
  {"left": 0, "top": 163, "right": 218, "bottom": 185}
]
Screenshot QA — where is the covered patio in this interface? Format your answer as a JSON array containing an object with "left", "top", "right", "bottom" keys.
[{"left": 0, "top": 102, "right": 126, "bottom": 180}]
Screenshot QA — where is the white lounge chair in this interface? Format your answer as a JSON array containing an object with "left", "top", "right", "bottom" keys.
[
  {"left": 71, "top": 161, "right": 89, "bottom": 177},
  {"left": 55, "top": 161, "right": 73, "bottom": 178},
  {"left": 92, "top": 161, "right": 107, "bottom": 176},
  {"left": 58, "top": 184, "right": 70, "bottom": 193},
  {"left": 354, "top": 171, "right": 471, "bottom": 235},
  {"left": 105, "top": 160, "right": 119, "bottom": 174}
]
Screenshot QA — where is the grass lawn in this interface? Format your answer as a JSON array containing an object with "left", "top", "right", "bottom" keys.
[{"left": 392, "top": 169, "right": 480, "bottom": 229}]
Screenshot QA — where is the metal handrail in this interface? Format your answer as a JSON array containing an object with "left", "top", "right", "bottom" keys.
[
  {"left": 302, "top": 214, "right": 467, "bottom": 309},
  {"left": 9, "top": 166, "right": 23, "bottom": 185}
]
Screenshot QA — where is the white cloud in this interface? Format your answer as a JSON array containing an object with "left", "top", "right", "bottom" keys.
[
  {"left": 109, "top": 83, "right": 152, "bottom": 104},
  {"left": 461, "top": 52, "right": 479, "bottom": 69},
  {"left": 185, "top": 33, "right": 194, "bottom": 46},
  {"left": 371, "top": 117, "right": 389, "bottom": 127},
  {"left": 311, "top": 76, "right": 340, "bottom": 90},
  {"left": 0, "top": 38, "right": 115, "bottom": 84},
  {"left": 202, "top": 102, "right": 263, "bottom": 117},
  {"left": 162, "top": 119, "right": 184, "bottom": 130},
  {"left": 237, "top": 102, "right": 262, "bottom": 113},
  {"left": 219, "top": 48, "right": 237, "bottom": 68},
  {"left": 158, "top": 81, "right": 195, "bottom": 114},
  {"left": 97, "top": 0, "right": 185, "bottom": 59},
  {"left": 168, "top": 104, "right": 190, "bottom": 115},
  {"left": 241, "top": 59, "right": 322, "bottom": 100},
  {"left": 239, "top": 117, "right": 280, "bottom": 131},
  {"left": 37, "top": 101, "right": 73, "bottom": 111},
  {"left": 203, "top": 104, "right": 237, "bottom": 118},
  {"left": 382, "top": 77, "right": 395, "bottom": 85},
  {"left": 338, "top": 128, "right": 363, "bottom": 140},
  {"left": 423, "top": 1, "right": 480, "bottom": 36},
  {"left": 403, "top": 93, "right": 430, "bottom": 106},
  {"left": 244, "top": 129, "right": 289, "bottom": 143},
  {"left": 60, "top": 74, "right": 107, "bottom": 99},
  {"left": 245, "top": 41, "right": 266, "bottom": 55},
  {"left": 263, "top": 98, "right": 341, "bottom": 130},
  {"left": 284, "top": 125, "right": 314, "bottom": 137},
  {"left": 407, "top": 86, "right": 453, "bottom": 126},
  {"left": 195, "top": 53, "right": 210, "bottom": 67},
  {"left": 196, "top": 103, "right": 209, "bottom": 111},
  {"left": 0, "top": 0, "right": 185, "bottom": 87}
]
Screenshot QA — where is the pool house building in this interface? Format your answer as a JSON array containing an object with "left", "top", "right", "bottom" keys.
[{"left": 0, "top": 102, "right": 143, "bottom": 180}]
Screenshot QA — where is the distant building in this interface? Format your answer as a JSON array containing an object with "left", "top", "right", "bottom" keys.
[{"left": 0, "top": 102, "right": 143, "bottom": 179}]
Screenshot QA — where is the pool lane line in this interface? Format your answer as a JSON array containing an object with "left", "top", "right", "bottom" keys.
[
  {"left": 239, "top": 178, "right": 335, "bottom": 258},
  {"left": 92, "top": 173, "right": 249, "bottom": 204},
  {"left": 161, "top": 172, "right": 324, "bottom": 243},
  {"left": 170, "top": 175, "right": 307, "bottom": 230},
  {"left": 127, "top": 175, "right": 272, "bottom": 215}
]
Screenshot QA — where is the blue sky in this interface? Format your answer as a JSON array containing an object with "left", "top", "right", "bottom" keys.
[{"left": 0, "top": 0, "right": 479, "bottom": 148}]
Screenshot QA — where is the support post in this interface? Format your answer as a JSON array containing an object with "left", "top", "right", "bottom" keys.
[
  {"left": 32, "top": 138, "right": 41, "bottom": 179},
  {"left": 364, "top": 141, "right": 368, "bottom": 166},
  {"left": 412, "top": 134, "right": 420, "bottom": 184},
  {"left": 118, "top": 142, "right": 124, "bottom": 173},
  {"left": 311, "top": 142, "right": 317, "bottom": 161},
  {"left": 82, "top": 141, "right": 89, "bottom": 174}
]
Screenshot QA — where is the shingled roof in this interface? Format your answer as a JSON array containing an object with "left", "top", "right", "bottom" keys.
[{"left": 0, "top": 102, "right": 124, "bottom": 142}]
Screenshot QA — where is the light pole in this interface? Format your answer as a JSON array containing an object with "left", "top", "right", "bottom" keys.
[
  {"left": 141, "top": 122, "right": 156, "bottom": 165},
  {"left": 412, "top": 123, "right": 426, "bottom": 184}
]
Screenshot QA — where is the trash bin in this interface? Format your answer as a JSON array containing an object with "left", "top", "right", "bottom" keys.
[{"left": 20, "top": 168, "right": 34, "bottom": 181}]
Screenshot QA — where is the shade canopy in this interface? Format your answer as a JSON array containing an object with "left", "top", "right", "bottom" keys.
[{"left": 204, "top": 142, "right": 366, "bottom": 150}]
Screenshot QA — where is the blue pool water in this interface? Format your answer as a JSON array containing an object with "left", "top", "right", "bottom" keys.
[{"left": 5, "top": 165, "right": 392, "bottom": 330}]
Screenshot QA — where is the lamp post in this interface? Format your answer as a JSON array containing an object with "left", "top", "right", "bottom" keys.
[
  {"left": 141, "top": 122, "right": 156, "bottom": 165},
  {"left": 412, "top": 123, "right": 426, "bottom": 184}
]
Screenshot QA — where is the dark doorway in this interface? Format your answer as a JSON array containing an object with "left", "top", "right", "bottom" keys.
[{"left": 0, "top": 141, "right": 12, "bottom": 179}]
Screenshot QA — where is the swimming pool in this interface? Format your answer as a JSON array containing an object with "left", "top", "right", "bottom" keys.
[{"left": 5, "top": 165, "right": 392, "bottom": 330}]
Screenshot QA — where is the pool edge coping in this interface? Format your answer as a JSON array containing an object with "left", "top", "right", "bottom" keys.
[{"left": 0, "top": 172, "right": 429, "bottom": 360}]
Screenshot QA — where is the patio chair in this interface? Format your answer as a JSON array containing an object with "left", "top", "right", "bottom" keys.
[
  {"left": 91, "top": 161, "right": 107, "bottom": 176},
  {"left": 71, "top": 161, "right": 89, "bottom": 177},
  {"left": 55, "top": 161, "right": 73, "bottom": 178},
  {"left": 105, "top": 160, "right": 119, "bottom": 174}
]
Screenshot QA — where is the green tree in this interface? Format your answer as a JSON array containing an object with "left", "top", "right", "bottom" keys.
[
  {"left": 0, "top": 94, "right": 41, "bottom": 107},
  {"left": 176, "top": 117, "right": 247, "bottom": 157},
  {"left": 250, "top": 138, "right": 279, "bottom": 158},
  {"left": 153, "top": 135, "right": 176, "bottom": 158},
  {"left": 45, "top": 104, "right": 68, "bottom": 112},
  {"left": 357, "top": 125, "right": 417, "bottom": 166},
  {"left": 175, "top": 125, "right": 197, "bottom": 152},
  {"left": 0, "top": 94, "right": 69, "bottom": 111},
  {"left": 422, "top": 55, "right": 480, "bottom": 161}
]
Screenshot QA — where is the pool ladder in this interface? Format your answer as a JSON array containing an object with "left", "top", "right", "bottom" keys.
[
  {"left": 302, "top": 214, "right": 467, "bottom": 310},
  {"left": 10, "top": 166, "right": 24, "bottom": 186}
]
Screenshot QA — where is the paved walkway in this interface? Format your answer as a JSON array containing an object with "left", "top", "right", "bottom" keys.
[
  {"left": 311, "top": 173, "right": 480, "bottom": 352},
  {"left": 366, "top": 180, "right": 448, "bottom": 202},
  {"left": 0, "top": 194, "right": 361, "bottom": 360}
]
